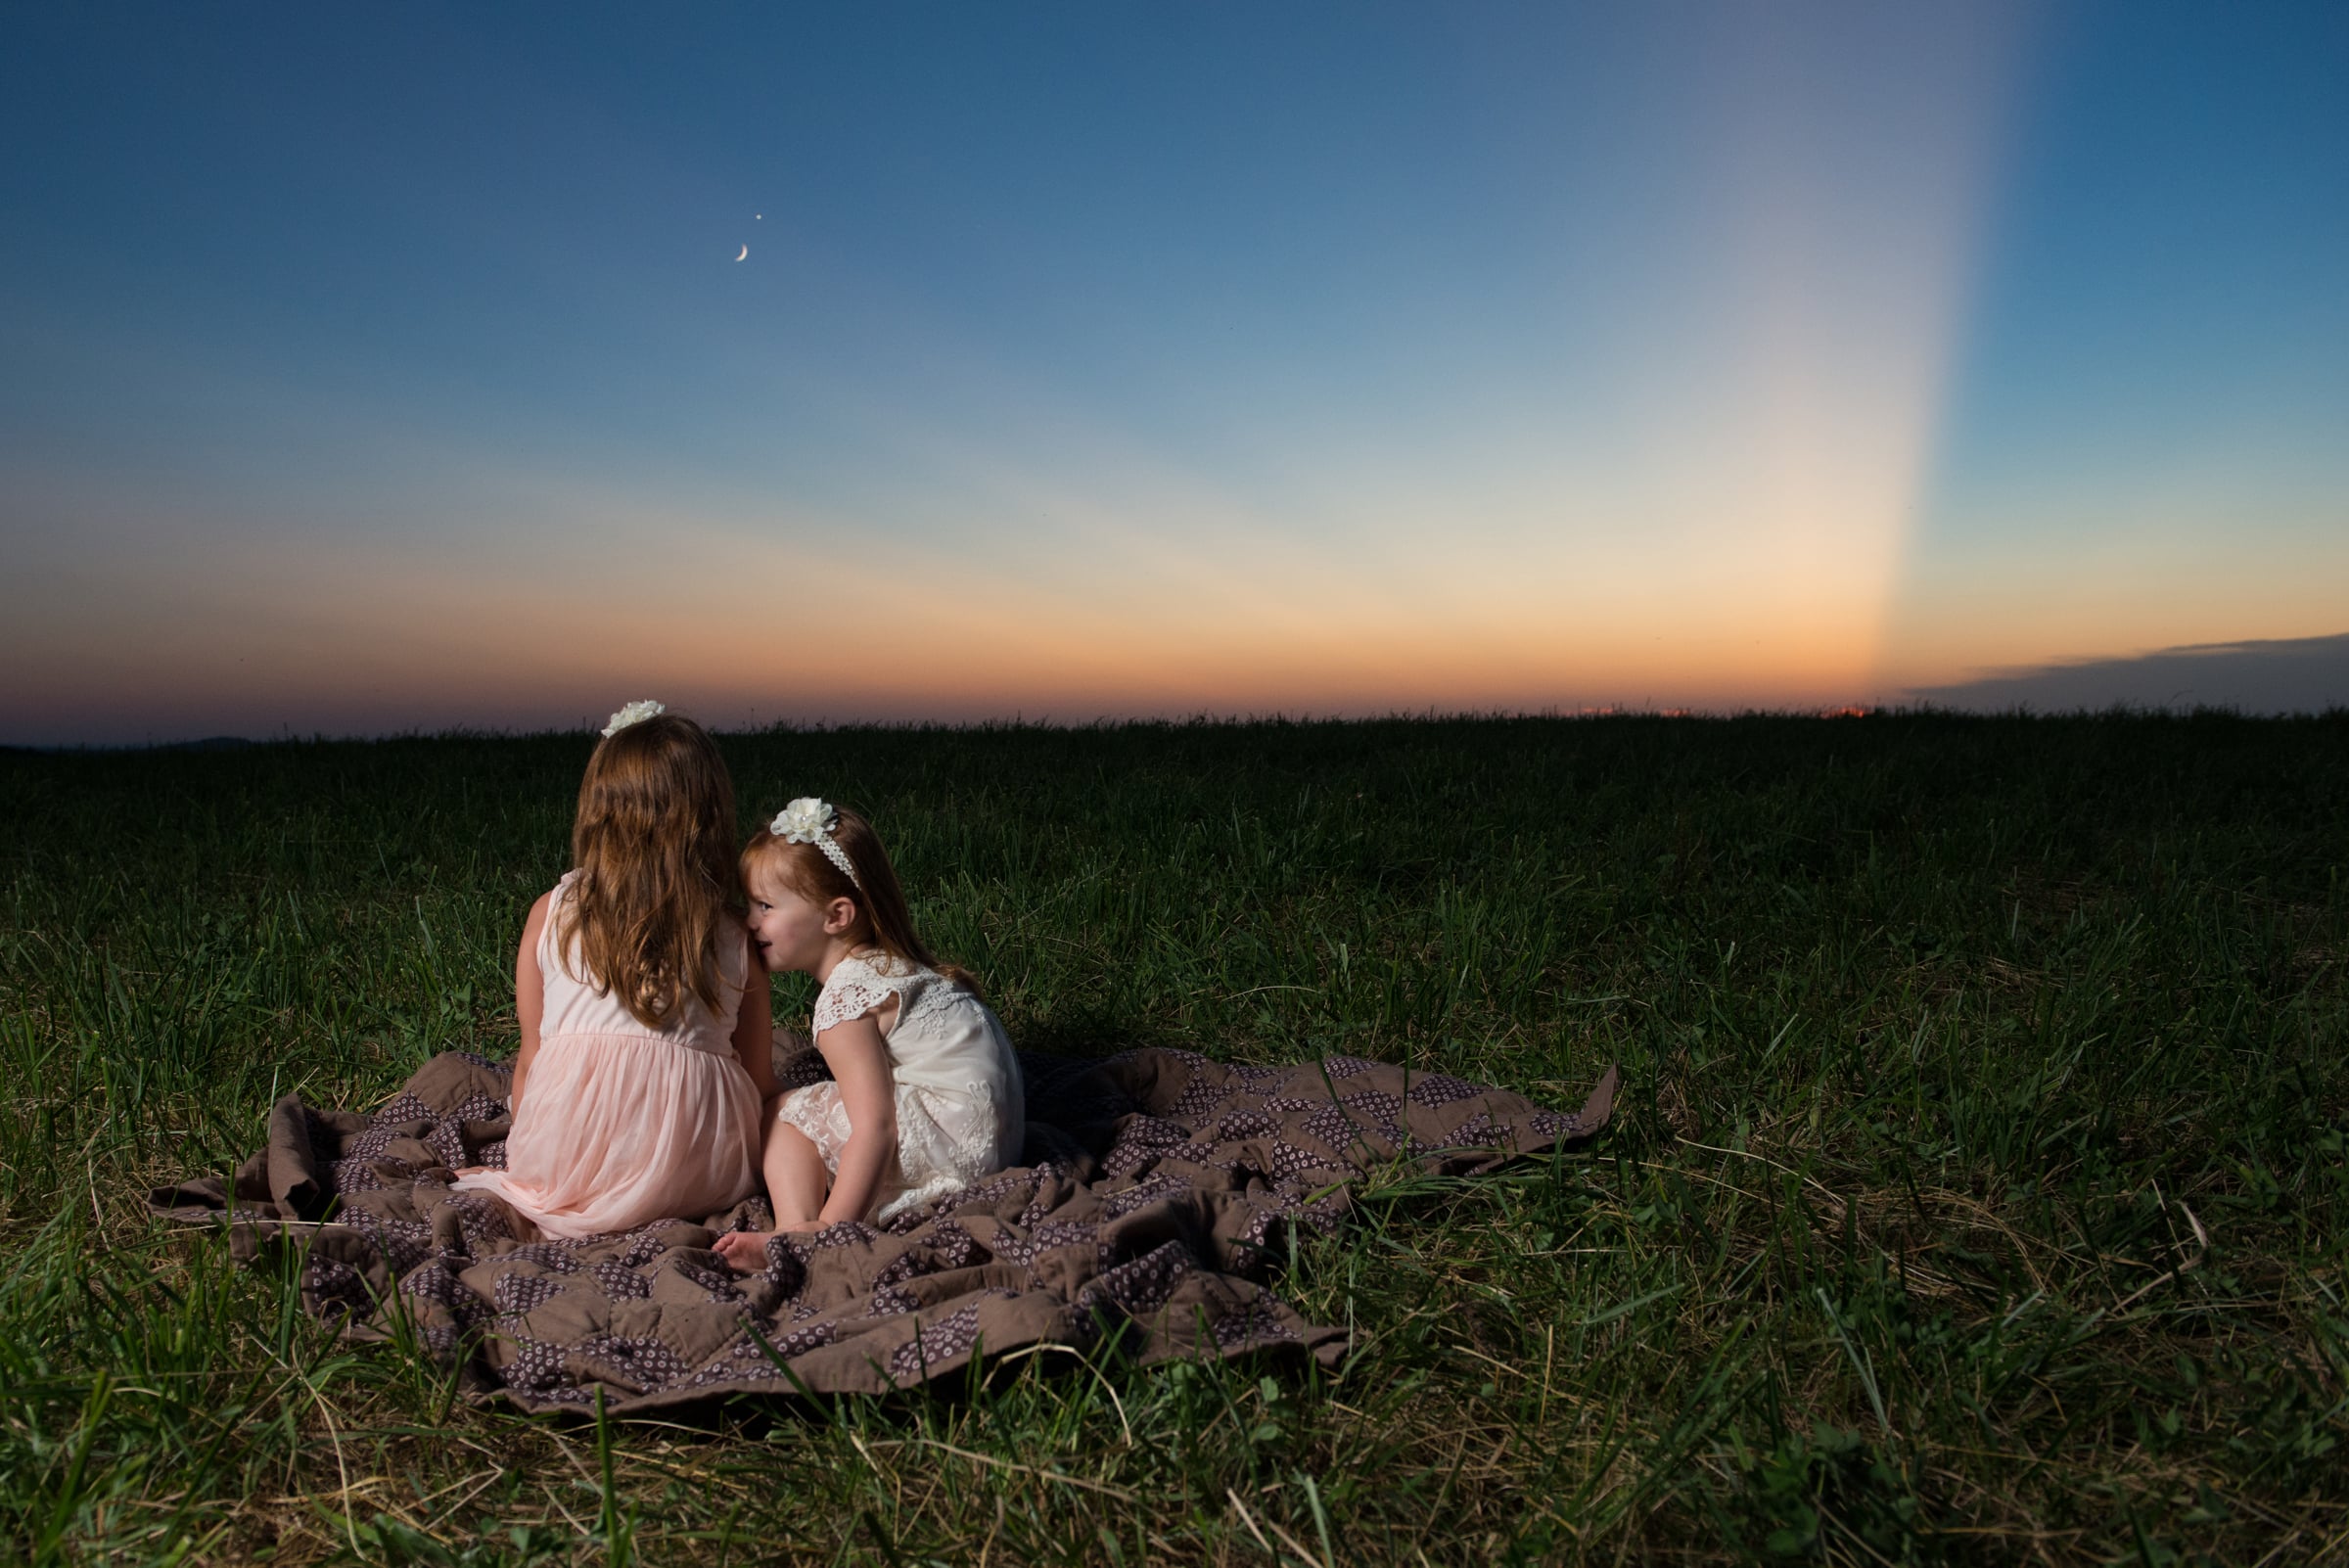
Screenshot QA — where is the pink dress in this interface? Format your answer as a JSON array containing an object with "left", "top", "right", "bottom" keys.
[{"left": 454, "top": 871, "right": 763, "bottom": 1238}]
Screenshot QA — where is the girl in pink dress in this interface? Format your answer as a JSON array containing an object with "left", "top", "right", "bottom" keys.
[{"left": 455, "top": 702, "right": 780, "bottom": 1239}]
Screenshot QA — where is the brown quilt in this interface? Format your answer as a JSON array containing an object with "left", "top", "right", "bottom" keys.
[{"left": 152, "top": 1046, "right": 1616, "bottom": 1414}]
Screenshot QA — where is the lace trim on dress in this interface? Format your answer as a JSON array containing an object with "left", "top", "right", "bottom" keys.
[
  {"left": 897, "top": 974, "right": 966, "bottom": 1038},
  {"left": 812, "top": 952, "right": 968, "bottom": 1037},
  {"left": 773, "top": 1077, "right": 1006, "bottom": 1223},
  {"left": 812, "top": 976, "right": 898, "bottom": 1037},
  {"left": 775, "top": 1082, "right": 860, "bottom": 1165}
]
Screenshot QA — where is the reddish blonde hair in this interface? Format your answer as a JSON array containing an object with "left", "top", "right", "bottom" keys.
[
  {"left": 740, "top": 804, "right": 980, "bottom": 998},
  {"left": 559, "top": 713, "right": 741, "bottom": 1028}
]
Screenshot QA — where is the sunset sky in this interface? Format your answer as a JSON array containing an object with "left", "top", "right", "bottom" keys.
[{"left": 4, "top": 3, "right": 2345, "bottom": 742}]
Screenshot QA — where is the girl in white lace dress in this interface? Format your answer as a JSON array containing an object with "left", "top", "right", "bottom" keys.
[{"left": 714, "top": 799, "right": 1023, "bottom": 1269}]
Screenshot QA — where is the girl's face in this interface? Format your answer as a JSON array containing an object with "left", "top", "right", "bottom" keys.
[{"left": 745, "top": 861, "right": 848, "bottom": 974}]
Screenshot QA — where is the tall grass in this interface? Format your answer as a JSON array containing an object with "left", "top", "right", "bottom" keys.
[{"left": 2, "top": 713, "right": 2343, "bottom": 1563}]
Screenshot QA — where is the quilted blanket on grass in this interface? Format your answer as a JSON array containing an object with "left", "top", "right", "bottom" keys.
[{"left": 151, "top": 1045, "right": 1616, "bottom": 1413}]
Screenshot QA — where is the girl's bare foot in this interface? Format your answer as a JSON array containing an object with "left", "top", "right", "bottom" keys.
[
  {"left": 714, "top": 1229, "right": 773, "bottom": 1271},
  {"left": 714, "top": 1219, "right": 831, "bottom": 1272}
]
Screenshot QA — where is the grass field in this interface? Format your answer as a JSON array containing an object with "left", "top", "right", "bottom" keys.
[{"left": 2, "top": 713, "right": 2345, "bottom": 1565}]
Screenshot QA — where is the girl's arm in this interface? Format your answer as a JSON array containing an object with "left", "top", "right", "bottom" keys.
[
  {"left": 730, "top": 943, "right": 780, "bottom": 1102},
  {"left": 507, "top": 893, "right": 552, "bottom": 1116},
  {"left": 812, "top": 1014, "right": 896, "bottom": 1225}
]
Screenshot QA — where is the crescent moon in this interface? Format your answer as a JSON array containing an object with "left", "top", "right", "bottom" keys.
[{"left": 735, "top": 245, "right": 749, "bottom": 261}]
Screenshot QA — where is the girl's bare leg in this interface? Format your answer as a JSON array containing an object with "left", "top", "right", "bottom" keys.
[
  {"left": 715, "top": 1122, "right": 829, "bottom": 1272},
  {"left": 763, "top": 1123, "right": 828, "bottom": 1226}
]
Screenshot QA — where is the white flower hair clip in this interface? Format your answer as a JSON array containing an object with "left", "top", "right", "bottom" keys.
[
  {"left": 601, "top": 699, "right": 667, "bottom": 738},
  {"left": 771, "top": 797, "right": 861, "bottom": 889}
]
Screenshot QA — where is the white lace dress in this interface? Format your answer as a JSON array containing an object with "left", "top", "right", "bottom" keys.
[{"left": 774, "top": 952, "right": 1025, "bottom": 1223}]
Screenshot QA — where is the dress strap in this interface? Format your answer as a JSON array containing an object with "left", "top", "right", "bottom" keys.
[{"left": 538, "top": 872, "right": 582, "bottom": 975}]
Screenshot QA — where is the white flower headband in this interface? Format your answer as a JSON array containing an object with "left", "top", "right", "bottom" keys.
[
  {"left": 771, "top": 797, "right": 861, "bottom": 889},
  {"left": 601, "top": 699, "right": 666, "bottom": 738}
]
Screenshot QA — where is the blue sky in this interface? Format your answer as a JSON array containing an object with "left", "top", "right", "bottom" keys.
[{"left": 3, "top": 2, "right": 2344, "bottom": 740}]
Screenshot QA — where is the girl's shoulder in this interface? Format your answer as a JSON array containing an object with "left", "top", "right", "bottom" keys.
[
  {"left": 814, "top": 951, "right": 937, "bottom": 1034},
  {"left": 534, "top": 874, "right": 576, "bottom": 945}
]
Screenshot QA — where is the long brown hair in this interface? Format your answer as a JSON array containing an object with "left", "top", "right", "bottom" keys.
[
  {"left": 740, "top": 804, "right": 981, "bottom": 998},
  {"left": 560, "top": 713, "right": 741, "bottom": 1028}
]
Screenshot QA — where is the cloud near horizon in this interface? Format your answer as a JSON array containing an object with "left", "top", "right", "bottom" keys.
[{"left": 1908, "top": 632, "right": 2349, "bottom": 715}]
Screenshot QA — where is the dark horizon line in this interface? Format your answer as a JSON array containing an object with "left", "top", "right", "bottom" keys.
[{"left": 9, "top": 700, "right": 2348, "bottom": 756}]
